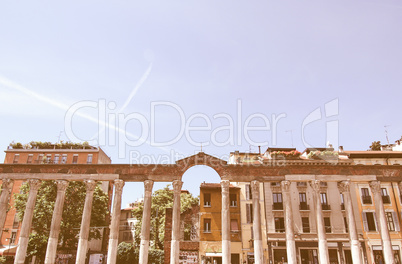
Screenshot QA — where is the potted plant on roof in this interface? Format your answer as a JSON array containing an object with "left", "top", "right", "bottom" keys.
[
  {"left": 270, "top": 150, "right": 301, "bottom": 160},
  {"left": 307, "top": 150, "right": 339, "bottom": 160}
]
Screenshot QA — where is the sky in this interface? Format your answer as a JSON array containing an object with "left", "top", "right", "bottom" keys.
[{"left": 1, "top": 0, "right": 401, "bottom": 207}]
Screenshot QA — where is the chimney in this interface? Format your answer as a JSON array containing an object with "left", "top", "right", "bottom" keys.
[
  {"left": 258, "top": 146, "right": 261, "bottom": 155},
  {"left": 339, "top": 146, "right": 344, "bottom": 152}
]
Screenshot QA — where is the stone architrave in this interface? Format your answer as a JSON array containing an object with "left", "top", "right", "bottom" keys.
[
  {"left": 310, "top": 180, "right": 329, "bottom": 264},
  {"left": 44, "top": 180, "right": 69, "bottom": 264},
  {"left": 107, "top": 179, "right": 125, "bottom": 264},
  {"left": 370, "top": 181, "right": 394, "bottom": 264},
  {"left": 251, "top": 181, "right": 263, "bottom": 264},
  {"left": 139, "top": 180, "right": 154, "bottom": 264},
  {"left": 75, "top": 180, "right": 97, "bottom": 264},
  {"left": 221, "top": 180, "right": 231, "bottom": 264},
  {"left": 170, "top": 180, "right": 183, "bottom": 264},
  {"left": 281, "top": 180, "right": 296, "bottom": 264},
  {"left": 0, "top": 179, "right": 14, "bottom": 240},
  {"left": 338, "top": 181, "right": 363, "bottom": 264},
  {"left": 14, "top": 179, "right": 41, "bottom": 264}
]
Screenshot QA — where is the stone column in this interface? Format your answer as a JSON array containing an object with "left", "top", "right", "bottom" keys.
[
  {"left": 221, "top": 180, "right": 231, "bottom": 264},
  {"left": 14, "top": 179, "right": 41, "bottom": 264},
  {"left": 44, "top": 180, "right": 69, "bottom": 264},
  {"left": 170, "top": 180, "right": 183, "bottom": 264},
  {"left": 75, "top": 180, "right": 97, "bottom": 264},
  {"left": 107, "top": 179, "right": 125, "bottom": 264},
  {"left": 251, "top": 181, "right": 263, "bottom": 264},
  {"left": 310, "top": 180, "right": 329, "bottom": 264},
  {"left": 0, "top": 179, "right": 14, "bottom": 240},
  {"left": 370, "top": 181, "right": 394, "bottom": 264},
  {"left": 139, "top": 180, "right": 154, "bottom": 264},
  {"left": 338, "top": 181, "right": 363, "bottom": 264},
  {"left": 282, "top": 181, "right": 296, "bottom": 264}
]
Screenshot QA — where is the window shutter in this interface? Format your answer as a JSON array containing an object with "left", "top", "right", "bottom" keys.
[
  {"left": 362, "top": 212, "right": 368, "bottom": 232},
  {"left": 393, "top": 212, "right": 400, "bottom": 232},
  {"left": 246, "top": 204, "right": 251, "bottom": 223},
  {"left": 246, "top": 185, "right": 250, "bottom": 200},
  {"left": 373, "top": 212, "right": 378, "bottom": 231}
]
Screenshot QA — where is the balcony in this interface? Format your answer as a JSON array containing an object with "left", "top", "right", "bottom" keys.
[
  {"left": 382, "top": 195, "right": 391, "bottom": 204},
  {"left": 273, "top": 203, "right": 283, "bottom": 210},
  {"left": 299, "top": 203, "right": 310, "bottom": 210},
  {"left": 321, "top": 204, "right": 331, "bottom": 210},
  {"left": 362, "top": 196, "right": 372, "bottom": 204}
]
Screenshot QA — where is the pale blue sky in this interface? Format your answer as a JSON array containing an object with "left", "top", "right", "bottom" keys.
[{"left": 1, "top": 1, "right": 401, "bottom": 206}]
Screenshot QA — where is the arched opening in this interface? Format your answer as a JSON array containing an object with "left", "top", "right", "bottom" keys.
[{"left": 181, "top": 165, "right": 221, "bottom": 197}]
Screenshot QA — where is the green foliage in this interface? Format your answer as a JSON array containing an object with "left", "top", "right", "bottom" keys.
[
  {"left": 14, "top": 181, "right": 109, "bottom": 260},
  {"left": 370, "top": 141, "right": 382, "bottom": 151},
  {"left": 148, "top": 248, "right": 164, "bottom": 264},
  {"left": 117, "top": 242, "right": 138, "bottom": 264},
  {"left": 0, "top": 256, "right": 5, "bottom": 264},
  {"left": 307, "top": 150, "right": 339, "bottom": 160},
  {"left": 270, "top": 150, "right": 301, "bottom": 159},
  {"left": 132, "top": 185, "right": 199, "bottom": 250},
  {"left": 8, "top": 141, "right": 91, "bottom": 150},
  {"left": 26, "top": 233, "right": 48, "bottom": 263}
]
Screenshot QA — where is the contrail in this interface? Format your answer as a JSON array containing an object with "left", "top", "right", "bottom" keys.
[
  {"left": 0, "top": 75, "right": 174, "bottom": 154},
  {"left": 91, "top": 62, "right": 153, "bottom": 141}
]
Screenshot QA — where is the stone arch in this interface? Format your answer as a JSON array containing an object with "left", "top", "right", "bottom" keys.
[{"left": 175, "top": 152, "right": 228, "bottom": 179}]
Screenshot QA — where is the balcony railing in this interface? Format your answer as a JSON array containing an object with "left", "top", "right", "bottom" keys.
[
  {"left": 299, "top": 203, "right": 310, "bottom": 210},
  {"left": 382, "top": 195, "right": 391, "bottom": 204},
  {"left": 273, "top": 203, "right": 283, "bottom": 210},
  {"left": 362, "top": 196, "right": 372, "bottom": 204},
  {"left": 321, "top": 204, "right": 331, "bottom": 210}
]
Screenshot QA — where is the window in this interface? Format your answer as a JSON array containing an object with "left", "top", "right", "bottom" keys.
[
  {"left": 321, "top": 193, "right": 330, "bottom": 210},
  {"left": 344, "top": 217, "right": 348, "bottom": 233},
  {"left": 72, "top": 155, "right": 78, "bottom": 164},
  {"left": 340, "top": 193, "right": 345, "bottom": 210},
  {"left": 273, "top": 193, "right": 283, "bottom": 210},
  {"left": 324, "top": 217, "right": 331, "bottom": 233},
  {"left": 10, "top": 232, "right": 17, "bottom": 245},
  {"left": 386, "top": 212, "right": 395, "bottom": 231},
  {"left": 13, "top": 154, "right": 19, "bottom": 164},
  {"left": 204, "top": 219, "right": 211, "bottom": 233},
  {"left": 54, "top": 155, "right": 60, "bottom": 164},
  {"left": 204, "top": 193, "right": 211, "bottom": 207},
  {"left": 46, "top": 154, "right": 52, "bottom": 164},
  {"left": 274, "top": 217, "right": 285, "bottom": 233},
  {"left": 302, "top": 217, "right": 310, "bottom": 233},
  {"left": 231, "top": 219, "right": 239, "bottom": 232},
  {"left": 38, "top": 154, "right": 44, "bottom": 164},
  {"left": 271, "top": 182, "right": 280, "bottom": 187},
  {"left": 12, "top": 214, "right": 19, "bottom": 229},
  {"left": 230, "top": 193, "right": 237, "bottom": 207},
  {"left": 87, "top": 154, "right": 93, "bottom": 164},
  {"left": 361, "top": 188, "right": 372, "bottom": 204},
  {"left": 362, "top": 212, "right": 377, "bottom": 231},
  {"left": 246, "top": 184, "right": 252, "bottom": 200},
  {"left": 297, "top": 182, "right": 307, "bottom": 187},
  {"left": 299, "top": 193, "right": 308, "bottom": 210},
  {"left": 381, "top": 188, "right": 391, "bottom": 204},
  {"left": 61, "top": 155, "right": 67, "bottom": 164},
  {"left": 26, "top": 155, "right": 33, "bottom": 164},
  {"left": 246, "top": 203, "right": 253, "bottom": 223}
]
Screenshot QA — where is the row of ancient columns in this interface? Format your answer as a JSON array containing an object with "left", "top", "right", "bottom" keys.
[
  {"left": 281, "top": 180, "right": 395, "bottom": 264},
  {"left": 0, "top": 178, "right": 394, "bottom": 264}
]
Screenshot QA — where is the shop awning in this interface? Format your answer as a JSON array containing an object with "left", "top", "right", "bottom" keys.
[{"left": 0, "top": 245, "right": 18, "bottom": 255}]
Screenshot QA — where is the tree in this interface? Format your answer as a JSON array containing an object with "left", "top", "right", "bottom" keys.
[
  {"left": 14, "top": 181, "right": 109, "bottom": 262},
  {"left": 369, "top": 141, "right": 381, "bottom": 151},
  {"left": 132, "top": 185, "right": 199, "bottom": 251},
  {"left": 116, "top": 242, "right": 137, "bottom": 264}
]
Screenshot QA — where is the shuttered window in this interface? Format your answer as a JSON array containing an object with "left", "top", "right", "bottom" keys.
[
  {"left": 362, "top": 212, "right": 377, "bottom": 231},
  {"left": 246, "top": 203, "right": 253, "bottom": 223},
  {"left": 246, "top": 184, "right": 252, "bottom": 200}
]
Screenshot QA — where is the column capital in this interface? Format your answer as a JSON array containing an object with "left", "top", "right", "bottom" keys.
[
  {"left": 28, "top": 179, "right": 41, "bottom": 191},
  {"left": 369, "top": 181, "right": 381, "bottom": 194},
  {"left": 56, "top": 180, "right": 69, "bottom": 192},
  {"left": 84, "top": 179, "right": 96, "bottom": 192},
  {"left": 114, "top": 179, "right": 125, "bottom": 193},
  {"left": 251, "top": 180, "right": 260, "bottom": 194},
  {"left": 337, "top": 181, "right": 350, "bottom": 193},
  {"left": 221, "top": 180, "right": 230, "bottom": 191},
  {"left": 309, "top": 180, "right": 321, "bottom": 193},
  {"left": 172, "top": 180, "right": 183, "bottom": 194},
  {"left": 281, "top": 180, "right": 291, "bottom": 192},
  {"left": 1, "top": 179, "right": 14, "bottom": 191}
]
